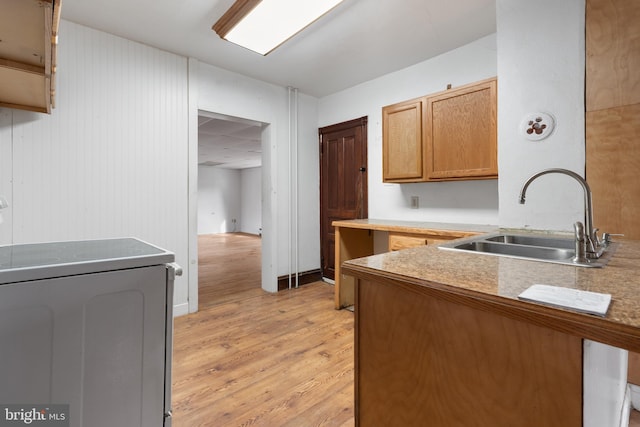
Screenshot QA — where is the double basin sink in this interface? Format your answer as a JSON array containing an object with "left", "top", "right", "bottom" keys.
[{"left": 439, "top": 232, "right": 616, "bottom": 268}]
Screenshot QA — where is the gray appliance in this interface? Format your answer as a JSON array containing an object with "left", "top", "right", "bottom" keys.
[{"left": 0, "top": 238, "right": 179, "bottom": 427}]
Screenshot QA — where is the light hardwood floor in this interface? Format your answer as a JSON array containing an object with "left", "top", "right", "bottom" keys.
[
  {"left": 197, "top": 233, "right": 263, "bottom": 308},
  {"left": 171, "top": 233, "right": 355, "bottom": 426}
]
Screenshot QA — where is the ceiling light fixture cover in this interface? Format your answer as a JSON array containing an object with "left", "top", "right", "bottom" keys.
[{"left": 213, "top": 0, "right": 345, "bottom": 55}]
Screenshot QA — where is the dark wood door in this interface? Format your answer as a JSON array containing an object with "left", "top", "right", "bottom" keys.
[{"left": 320, "top": 117, "right": 368, "bottom": 280}]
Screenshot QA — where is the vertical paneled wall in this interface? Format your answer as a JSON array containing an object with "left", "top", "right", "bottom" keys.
[
  {"left": 0, "top": 109, "right": 12, "bottom": 243},
  {"left": 0, "top": 21, "right": 190, "bottom": 312}
]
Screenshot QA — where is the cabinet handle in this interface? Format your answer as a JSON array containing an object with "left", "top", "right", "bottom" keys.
[{"left": 359, "top": 167, "right": 366, "bottom": 172}]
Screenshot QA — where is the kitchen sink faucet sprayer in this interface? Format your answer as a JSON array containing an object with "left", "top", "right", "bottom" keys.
[{"left": 518, "top": 168, "right": 605, "bottom": 260}]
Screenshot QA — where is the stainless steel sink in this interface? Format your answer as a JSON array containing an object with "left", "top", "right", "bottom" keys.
[
  {"left": 454, "top": 241, "right": 575, "bottom": 260},
  {"left": 484, "top": 234, "right": 574, "bottom": 249},
  {"left": 438, "top": 232, "right": 616, "bottom": 268}
]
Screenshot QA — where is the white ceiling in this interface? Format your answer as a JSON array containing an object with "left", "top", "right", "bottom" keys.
[
  {"left": 60, "top": 0, "right": 497, "bottom": 98},
  {"left": 60, "top": 0, "right": 497, "bottom": 169},
  {"left": 198, "top": 115, "right": 262, "bottom": 169}
]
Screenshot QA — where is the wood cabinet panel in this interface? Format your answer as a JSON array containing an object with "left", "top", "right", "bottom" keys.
[
  {"left": 586, "top": 0, "right": 640, "bottom": 112},
  {"left": 629, "top": 351, "right": 640, "bottom": 385},
  {"left": 586, "top": 0, "right": 640, "bottom": 242},
  {"left": 355, "top": 278, "right": 582, "bottom": 426},
  {"left": 425, "top": 78, "right": 497, "bottom": 180},
  {"left": 382, "top": 97, "right": 425, "bottom": 182},
  {"left": 586, "top": 104, "right": 640, "bottom": 239},
  {"left": 334, "top": 227, "right": 373, "bottom": 309}
]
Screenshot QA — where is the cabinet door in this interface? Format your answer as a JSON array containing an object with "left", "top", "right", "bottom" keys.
[
  {"left": 382, "top": 97, "right": 426, "bottom": 182},
  {"left": 425, "top": 78, "right": 497, "bottom": 180}
]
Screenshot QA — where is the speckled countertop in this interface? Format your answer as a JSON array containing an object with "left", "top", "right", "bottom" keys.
[
  {"left": 342, "top": 234, "right": 640, "bottom": 352},
  {"left": 332, "top": 218, "right": 497, "bottom": 235}
]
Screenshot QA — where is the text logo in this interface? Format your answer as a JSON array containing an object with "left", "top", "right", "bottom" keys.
[{"left": 0, "top": 405, "right": 69, "bottom": 427}]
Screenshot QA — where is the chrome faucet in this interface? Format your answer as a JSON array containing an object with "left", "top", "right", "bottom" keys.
[{"left": 519, "top": 168, "right": 604, "bottom": 259}]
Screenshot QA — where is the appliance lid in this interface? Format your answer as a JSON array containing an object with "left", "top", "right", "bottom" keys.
[{"left": 0, "top": 238, "right": 175, "bottom": 284}]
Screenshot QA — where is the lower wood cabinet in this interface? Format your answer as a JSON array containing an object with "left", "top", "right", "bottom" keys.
[{"left": 354, "top": 277, "right": 582, "bottom": 426}]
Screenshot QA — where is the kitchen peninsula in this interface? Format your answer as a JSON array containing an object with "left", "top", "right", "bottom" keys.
[
  {"left": 332, "top": 219, "right": 496, "bottom": 309},
  {"left": 342, "top": 236, "right": 640, "bottom": 426}
]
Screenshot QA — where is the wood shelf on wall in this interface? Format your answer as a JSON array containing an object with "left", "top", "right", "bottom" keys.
[{"left": 0, "top": 0, "right": 62, "bottom": 114}]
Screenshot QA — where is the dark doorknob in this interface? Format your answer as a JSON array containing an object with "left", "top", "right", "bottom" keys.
[{"left": 359, "top": 167, "right": 366, "bottom": 172}]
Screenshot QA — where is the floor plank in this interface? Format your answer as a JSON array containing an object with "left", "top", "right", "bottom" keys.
[
  {"left": 172, "top": 233, "right": 355, "bottom": 426},
  {"left": 198, "top": 233, "right": 263, "bottom": 308}
]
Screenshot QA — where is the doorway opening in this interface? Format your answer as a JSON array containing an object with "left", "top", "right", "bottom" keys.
[{"left": 197, "top": 111, "right": 265, "bottom": 307}]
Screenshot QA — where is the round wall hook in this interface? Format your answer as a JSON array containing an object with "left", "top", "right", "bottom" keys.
[{"left": 519, "top": 112, "right": 555, "bottom": 141}]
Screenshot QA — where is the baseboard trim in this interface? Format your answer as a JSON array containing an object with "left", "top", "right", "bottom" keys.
[
  {"left": 277, "top": 269, "right": 322, "bottom": 291},
  {"left": 173, "top": 302, "right": 189, "bottom": 317}
]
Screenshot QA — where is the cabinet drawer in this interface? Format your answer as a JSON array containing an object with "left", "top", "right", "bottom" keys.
[
  {"left": 388, "top": 232, "right": 470, "bottom": 251},
  {"left": 388, "top": 233, "right": 429, "bottom": 251}
]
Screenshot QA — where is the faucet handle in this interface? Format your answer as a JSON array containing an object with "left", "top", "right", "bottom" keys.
[
  {"left": 573, "top": 222, "right": 587, "bottom": 263},
  {"left": 602, "top": 232, "right": 624, "bottom": 244}
]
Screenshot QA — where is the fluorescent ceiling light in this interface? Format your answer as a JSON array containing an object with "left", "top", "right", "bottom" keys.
[{"left": 213, "top": 0, "right": 345, "bottom": 55}]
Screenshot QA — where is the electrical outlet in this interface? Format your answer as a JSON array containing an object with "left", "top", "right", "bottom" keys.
[{"left": 410, "top": 196, "right": 419, "bottom": 209}]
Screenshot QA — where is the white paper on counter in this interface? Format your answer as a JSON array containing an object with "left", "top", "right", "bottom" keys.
[{"left": 518, "top": 284, "right": 611, "bottom": 317}]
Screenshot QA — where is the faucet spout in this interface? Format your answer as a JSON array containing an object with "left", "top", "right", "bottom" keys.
[{"left": 519, "top": 168, "right": 599, "bottom": 257}]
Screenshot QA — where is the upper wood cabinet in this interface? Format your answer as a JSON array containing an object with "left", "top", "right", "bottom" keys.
[
  {"left": 382, "top": 77, "right": 497, "bottom": 183},
  {"left": 0, "top": 0, "right": 62, "bottom": 114},
  {"left": 382, "top": 97, "right": 426, "bottom": 182},
  {"left": 426, "top": 78, "right": 497, "bottom": 180}
]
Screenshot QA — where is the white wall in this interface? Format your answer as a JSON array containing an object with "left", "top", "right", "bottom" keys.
[
  {"left": 196, "top": 165, "right": 261, "bottom": 235},
  {"left": 497, "top": 0, "right": 586, "bottom": 231},
  {"left": 0, "top": 21, "right": 191, "bottom": 313},
  {"left": 318, "top": 34, "right": 499, "bottom": 226},
  {"left": 197, "top": 166, "right": 241, "bottom": 234},
  {"left": 240, "top": 167, "right": 262, "bottom": 235},
  {"left": 583, "top": 340, "right": 629, "bottom": 427}
]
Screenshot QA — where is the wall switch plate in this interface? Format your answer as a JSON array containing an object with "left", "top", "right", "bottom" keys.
[{"left": 410, "top": 196, "right": 419, "bottom": 209}]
